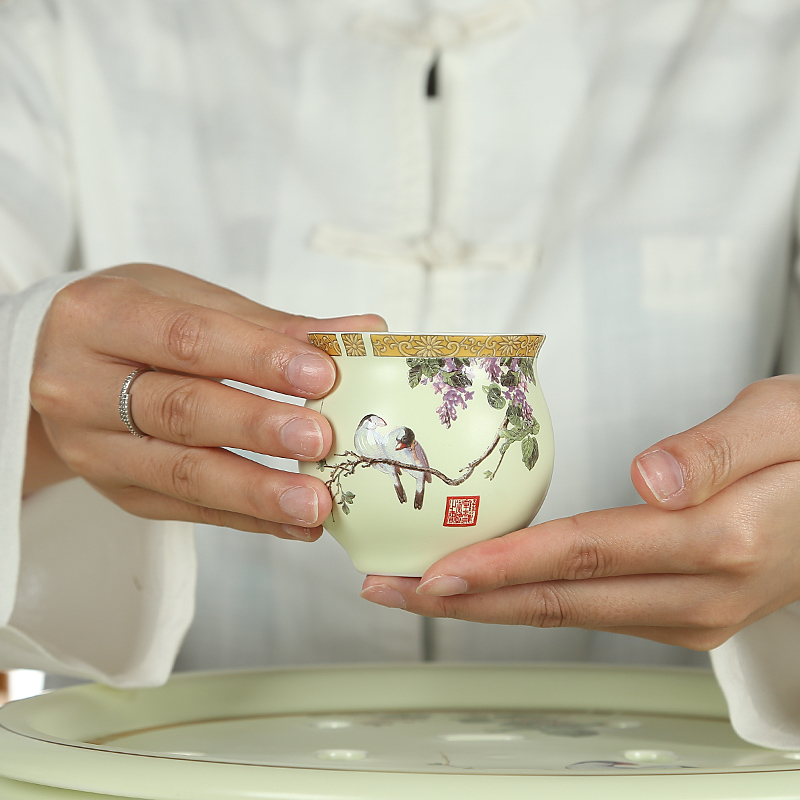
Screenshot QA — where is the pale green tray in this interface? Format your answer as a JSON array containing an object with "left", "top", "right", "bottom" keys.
[{"left": 0, "top": 664, "right": 799, "bottom": 799}]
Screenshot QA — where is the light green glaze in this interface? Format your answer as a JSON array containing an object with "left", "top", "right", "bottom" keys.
[
  {"left": 0, "top": 665, "right": 799, "bottom": 798},
  {"left": 299, "top": 333, "right": 554, "bottom": 575}
]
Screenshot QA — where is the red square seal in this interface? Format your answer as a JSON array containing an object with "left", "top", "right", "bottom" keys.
[{"left": 443, "top": 496, "right": 480, "bottom": 527}]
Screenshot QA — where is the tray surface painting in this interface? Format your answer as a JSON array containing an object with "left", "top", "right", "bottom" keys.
[{"left": 0, "top": 664, "right": 799, "bottom": 799}]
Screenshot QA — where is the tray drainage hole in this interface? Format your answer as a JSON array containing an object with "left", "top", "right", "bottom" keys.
[
  {"left": 440, "top": 733, "right": 524, "bottom": 742},
  {"left": 623, "top": 750, "right": 678, "bottom": 764},
  {"left": 608, "top": 719, "right": 641, "bottom": 730},
  {"left": 312, "top": 719, "right": 353, "bottom": 729},
  {"left": 315, "top": 749, "right": 368, "bottom": 761}
]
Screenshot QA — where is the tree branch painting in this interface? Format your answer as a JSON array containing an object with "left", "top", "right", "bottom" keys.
[{"left": 317, "top": 356, "right": 541, "bottom": 516}]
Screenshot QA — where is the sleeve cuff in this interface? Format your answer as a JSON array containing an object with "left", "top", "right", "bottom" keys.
[
  {"left": 3, "top": 478, "right": 196, "bottom": 687},
  {"left": 711, "top": 603, "right": 800, "bottom": 750}
]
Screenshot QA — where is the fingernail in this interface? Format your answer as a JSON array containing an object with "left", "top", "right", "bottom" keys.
[
  {"left": 636, "top": 449, "right": 684, "bottom": 501},
  {"left": 279, "top": 486, "right": 319, "bottom": 525},
  {"left": 281, "top": 417, "right": 324, "bottom": 458},
  {"left": 287, "top": 353, "right": 335, "bottom": 395},
  {"left": 281, "top": 524, "right": 317, "bottom": 541},
  {"left": 360, "top": 585, "right": 407, "bottom": 609},
  {"left": 417, "top": 575, "right": 468, "bottom": 596}
]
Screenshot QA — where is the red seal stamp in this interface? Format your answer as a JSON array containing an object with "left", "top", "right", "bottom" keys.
[{"left": 443, "top": 496, "right": 480, "bottom": 527}]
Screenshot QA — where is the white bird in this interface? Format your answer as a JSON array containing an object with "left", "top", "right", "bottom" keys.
[
  {"left": 387, "top": 426, "right": 431, "bottom": 510},
  {"left": 354, "top": 414, "right": 407, "bottom": 503}
]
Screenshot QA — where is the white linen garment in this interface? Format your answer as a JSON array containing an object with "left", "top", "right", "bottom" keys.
[{"left": 1, "top": 0, "right": 800, "bottom": 747}]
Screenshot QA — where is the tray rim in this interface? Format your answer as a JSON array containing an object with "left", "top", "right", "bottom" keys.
[{"left": 0, "top": 662, "right": 798, "bottom": 800}]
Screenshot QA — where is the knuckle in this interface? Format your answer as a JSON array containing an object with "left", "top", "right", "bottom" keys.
[
  {"left": 55, "top": 437, "right": 92, "bottom": 475},
  {"left": 763, "top": 376, "right": 800, "bottom": 428},
  {"left": 50, "top": 274, "right": 133, "bottom": 322},
  {"left": 524, "top": 584, "right": 573, "bottom": 628},
  {"left": 100, "top": 483, "right": 171, "bottom": 520},
  {"left": 242, "top": 475, "right": 273, "bottom": 520},
  {"left": 560, "top": 514, "right": 614, "bottom": 581},
  {"left": 194, "top": 505, "right": 232, "bottom": 528},
  {"left": 160, "top": 309, "right": 207, "bottom": 367},
  {"left": 436, "top": 596, "right": 469, "bottom": 621},
  {"left": 242, "top": 406, "right": 272, "bottom": 451},
  {"left": 29, "top": 369, "right": 68, "bottom": 418},
  {"left": 168, "top": 449, "right": 205, "bottom": 504},
  {"left": 236, "top": 465, "right": 283, "bottom": 522},
  {"left": 698, "top": 523, "right": 761, "bottom": 576},
  {"left": 678, "top": 627, "right": 737, "bottom": 652},
  {"left": 157, "top": 378, "right": 200, "bottom": 443},
  {"left": 680, "top": 601, "right": 713, "bottom": 630},
  {"left": 718, "top": 534, "right": 761, "bottom": 576},
  {"left": 686, "top": 427, "right": 734, "bottom": 488},
  {"left": 564, "top": 542, "right": 608, "bottom": 581},
  {"left": 264, "top": 346, "right": 293, "bottom": 381},
  {"left": 682, "top": 594, "right": 748, "bottom": 632},
  {"left": 47, "top": 276, "right": 99, "bottom": 320},
  {"left": 112, "top": 486, "right": 157, "bottom": 520},
  {"left": 562, "top": 518, "right": 612, "bottom": 580},
  {"left": 740, "top": 375, "right": 800, "bottom": 412}
]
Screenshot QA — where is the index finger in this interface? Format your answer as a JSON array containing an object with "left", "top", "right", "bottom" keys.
[
  {"left": 102, "top": 263, "right": 387, "bottom": 341},
  {"left": 412, "top": 503, "right": 709, "bottom": 597},
  {"left": 59, "top": 275, "right": 336, "bottom": 397}
]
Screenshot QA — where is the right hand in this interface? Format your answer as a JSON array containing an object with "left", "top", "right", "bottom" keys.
[{"left": 26, "top": 263, "right": 386, "bottom": 541}]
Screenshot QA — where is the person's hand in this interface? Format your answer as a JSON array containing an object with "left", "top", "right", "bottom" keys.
[
  {"left": 361, "top": 375, "right": 800, "bottom": 649},
  {"left": 26, "top": 263, "right": 385, "bottom": 541}
]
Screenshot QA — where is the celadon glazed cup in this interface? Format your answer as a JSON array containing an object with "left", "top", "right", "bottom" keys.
[{"left": 298, "top": 333, "right": 554, "bottom": 576}]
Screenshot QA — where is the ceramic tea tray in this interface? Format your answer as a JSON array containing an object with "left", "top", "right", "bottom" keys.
[{"left": 1, "top": 664, "right": 799, "bottom": 799}]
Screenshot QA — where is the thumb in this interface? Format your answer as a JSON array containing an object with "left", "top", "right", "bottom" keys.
[{"left": 631, "top": 376, "right": 800, "bottom": 510}]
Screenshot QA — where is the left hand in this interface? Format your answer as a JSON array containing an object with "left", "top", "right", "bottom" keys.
[{"left": 361, "top": 375, "right": 800, "bottom": 650}]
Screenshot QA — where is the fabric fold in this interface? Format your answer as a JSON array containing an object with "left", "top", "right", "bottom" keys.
[
  {"left": 0, "top": 274, "right": 196, "bottom": 686},
  {"left": 0, "top": 274, "right": 83, "bottom": 627}
]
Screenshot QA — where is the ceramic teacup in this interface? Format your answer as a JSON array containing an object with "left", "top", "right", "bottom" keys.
[{"left": 298, "top": 333, "right": 554, "bottom": 576}]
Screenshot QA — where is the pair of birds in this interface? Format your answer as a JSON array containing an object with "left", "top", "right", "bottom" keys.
[{"left": 354, "top": 414, "right": 432, "bottom": 510}]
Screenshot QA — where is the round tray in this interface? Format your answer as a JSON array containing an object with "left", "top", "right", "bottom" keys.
[{"left": 0, "top": 664, "right": 798, "bottom": 799}]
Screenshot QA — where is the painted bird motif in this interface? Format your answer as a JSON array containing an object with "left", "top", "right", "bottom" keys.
[
  {"left": 387, "top": 426, "right": 431, "bottom": 510},
  {"left": 353, "top": 414, "right": 407, "bottom": 504}
]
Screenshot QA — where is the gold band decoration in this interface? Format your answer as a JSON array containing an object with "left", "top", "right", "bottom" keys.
[
  {"left": 370, "top": 334, "right": 544, "bottom": 358},
  {"left": 341, "top": 332, "right": 367, "bottom": 356},
  {"left": 308, "top": 333, "right": 545, "bottom": 358},
  {"left": 307, "top": 333, "right": 341, "bottom": 356}
]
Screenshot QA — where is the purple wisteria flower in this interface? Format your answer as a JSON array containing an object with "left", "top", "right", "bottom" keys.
[
  {"left": 478, "top": 357, "right": 502, "bottom": 383},
  {"left": 477, "top": 357, "right": 534, "bottom": 420},
  {"left": 504, "top": 385, "right": 534, "bottom": 421},
  {"left": 402, "top": 354, "right": 541, "bottom": 479},
  {"left": 432, "top": 359, "right": 475, "bottom": 428},
  {"left": 436, "top": 385, "right": 475, "bottom": 427},
  {"left": 408, "top": 355, "right": 534, "bottom": 429}
]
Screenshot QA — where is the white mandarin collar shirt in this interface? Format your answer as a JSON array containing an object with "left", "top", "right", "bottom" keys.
[{"left": 1, "top": 0, "right": 800, "bottom": 748}]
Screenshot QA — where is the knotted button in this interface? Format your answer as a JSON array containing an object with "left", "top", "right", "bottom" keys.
[
  {"left": 417, "top": 13, "right": 466, "bottom": 48},
  {"left": 310, "top": 224, "right": 539, "bottom": 273},
  {"left": 414, "top": 229, "right": 466, "bottom": 269},
  {"left": 351, "top": 0, "right": 537, "bottom": 50}
]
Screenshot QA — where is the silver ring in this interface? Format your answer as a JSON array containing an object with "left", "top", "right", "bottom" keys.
[{"left": 119, "top": 366, "right": 156, "bottom": 438}]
